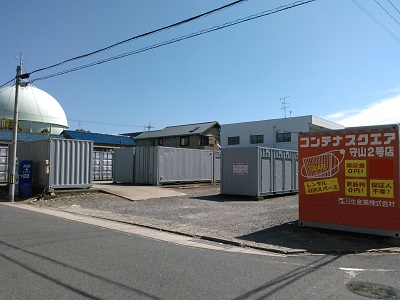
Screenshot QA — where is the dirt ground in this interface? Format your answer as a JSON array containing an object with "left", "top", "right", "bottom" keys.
[{"left": 9, "top": 184, "right": 400, "bottom": 255}]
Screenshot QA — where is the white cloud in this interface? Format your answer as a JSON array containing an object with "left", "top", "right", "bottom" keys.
[
  {"left": 325, "top": 94, "right": 400, "bottom": 127},
  {"left": 384, "top": 87, "right": 400, "bottom": 94},
  {"left": 324, "top": 108, "right": 361, "bottom": 121}
]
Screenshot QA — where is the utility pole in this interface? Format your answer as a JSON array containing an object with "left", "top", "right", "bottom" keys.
[
  {"left": 8, "top": 55, "right": 29, "bottom": 201},
  {"left": 280, "top": 96, "right": 290, "bottom": 118},
  {"left": 8, "top": 54, "right": 23, "bottom": 202}
]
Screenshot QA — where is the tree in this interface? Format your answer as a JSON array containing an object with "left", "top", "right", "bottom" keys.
[{"left": 75, "top": 128, "right": 91, "bottom": 133}]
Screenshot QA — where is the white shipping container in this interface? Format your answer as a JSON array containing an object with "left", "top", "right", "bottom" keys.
[
  {"left": 220, "top": 147, "right": 298, "bottom": 197},
  {"left": 135, "top": 146, "right": 214, "bottom": 185},
  {"left": 16, "top": 138, "right": 93, "bottom": 189}
]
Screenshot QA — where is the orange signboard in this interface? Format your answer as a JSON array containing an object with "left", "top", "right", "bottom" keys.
[{"left": 298, "top": 125, "right": 400, "bottom": 235}]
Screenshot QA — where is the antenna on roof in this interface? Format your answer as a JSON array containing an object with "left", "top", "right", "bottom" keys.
[
  {"left": 144, "top": 122, "right": 154, "bottom": 131},
  {"left": 280, "top": 96, "right": 290, "bottom": 118}
]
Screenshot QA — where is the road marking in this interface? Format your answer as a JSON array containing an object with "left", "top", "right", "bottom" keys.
[{"left": 340, "top": 267, "right": 395, "bottom": 279}]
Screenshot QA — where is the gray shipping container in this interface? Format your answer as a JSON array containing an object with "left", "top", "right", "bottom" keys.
[
  {"left": 135, "top": 146, "right": 214, "bottom": 185},
  {"left": 112, "top": 148, "right": 135, "bottom": 183},
  {"left": 93, "top": 151, "right": 113, "bottom": 181},
  {"left": 220, "top": 147, "right": 298, "bottom": 197},
  {"left": 16, "top": 138, "right": 93, "bottom": 189}
]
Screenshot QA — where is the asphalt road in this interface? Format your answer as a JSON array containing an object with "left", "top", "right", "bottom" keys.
[
  {"left": 1, "top": 203, "right": 399, "bottom": 299},
  {"left": 25, "top": 184, "right": 400, "bottom": 255}
]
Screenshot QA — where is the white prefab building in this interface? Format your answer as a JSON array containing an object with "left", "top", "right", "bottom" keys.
[{"left": 220, "top": 115, "right": 344, "bottom": 151}]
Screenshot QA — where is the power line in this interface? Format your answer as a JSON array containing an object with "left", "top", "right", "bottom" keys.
[
  {"left": 0, "top": 78, "right": 16, "bottom": 89},
  {"left": 1, "top": 1, "right": 246, "bottom": 88},
  {"left": 387, "top": 0, "right": 400, "bottom": 15},
  {"left": 0, "top": 49, "right": 18, "bottom": 60},
  {"left": 29, "top": 0, "right": 248, "bottom": 76},
  {"left": 374, "top": 0, "right": 400, "bottom": 27},
  {"left": 68, "top": 118, "right": 150, "bottom": 129},
  {"left": 351, "top": 0, "right": 400, "bottom": 43},
  {"left": 31, "top": 0, "right": 317, "bottom": 83}
]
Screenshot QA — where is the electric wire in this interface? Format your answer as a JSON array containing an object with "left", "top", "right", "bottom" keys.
[
  {"left": 1, "top": 1, "right": 246, "bottom": 88},
  {"left": 29, "top": 84, "right": 45, "bottom": 123},
  {"left": 68, "top": 118, "right": 149, "bottom": 129},
  {"left": 374, "top": 0, "right": 400, "bottom": 27},
  {"left": 0, "top": 50, "right": 18, "bottom": 60},
  {"left": 29, "top": 0, "right": 248, "bottom": 76},
  {"left": 0, "top": 78, "right": 15, "bottom": 89},
  {"left": 387, "top": 0, "right": 400, "bottom": 15},
  {"left": 351, "top": 0, "right": 400, "bottom": 42},
  {"left": 1, "top": 86, "right": 13, "bottom": 120},
  {"left": 0, "top": 85, "right": 146, "bottom": 128},
  {"left": 31, "top": 0, "right": 317, "bottom": 83}
]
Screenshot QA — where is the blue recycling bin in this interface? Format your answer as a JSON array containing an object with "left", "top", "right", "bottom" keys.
[{"left": 18, "top": 160, "right": 33, "bottom": 197}]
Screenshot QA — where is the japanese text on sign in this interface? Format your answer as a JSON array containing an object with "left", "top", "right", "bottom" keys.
[
  {"left": 338, "top": 197, "right": 395, "bottom": 208},
  {"left": 299, "top": 132, "right": 396, "bottom": 159},
  {"left": 370, "top": 179, "right": 394, "bottom": 198},
  {"left": 299, "top": 132, "right": 396, "bottom": 148},
  {"left": 345, "top": 179, "right": 367, "bottom": 197},
  {"left": 233, "top": 163, "right": 248, "bottom": 175},
  {"left": 304, "top": 178, "right": 339, "bottom": 195},
  {"left": 345, "top": 160, "right": 366, "bottom": 177}
]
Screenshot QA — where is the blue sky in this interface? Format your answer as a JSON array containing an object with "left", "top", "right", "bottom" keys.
[{"left": 1, "top": 0, "right": 399, "bottom": 134}]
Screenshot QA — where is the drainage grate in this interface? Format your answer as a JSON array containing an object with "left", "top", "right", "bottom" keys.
[{"left": 346, "top": 281, "right": 400, "bottom": 299}]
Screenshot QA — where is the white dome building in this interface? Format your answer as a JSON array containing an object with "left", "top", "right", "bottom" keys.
[{"left": 0, "top": 84, "right": 68, "bottom": 135}]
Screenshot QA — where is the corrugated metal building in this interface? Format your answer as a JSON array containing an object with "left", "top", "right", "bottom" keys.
[
  {"left": 0, "top": 130, "right": 136, "bottom": 183},
  {"left": 0, "top": 130, "right": 64, "bottom": 183},
  {"left": 16, "top": 138, "right": 93, "bottom": 190},
  {"left": 220, "top": 147, "right": 298, "bottom": 197},
  {"left": 62, "top": 130, "right": 136, "bottom": 181}
]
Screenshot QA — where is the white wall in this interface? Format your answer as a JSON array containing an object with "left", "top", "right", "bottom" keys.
[{"left": 220, "top": 115, "right": 344, "bottom": 150}]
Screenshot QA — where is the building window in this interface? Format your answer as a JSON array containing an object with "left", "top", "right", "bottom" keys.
[
  {"left": 158, "top": 138, "right": 163, "bottom": 146},
  {"left": 250, "top": 134, "right": 263, "bottom": 144},
  {"left": 200, "top": 136, "right": 210, "bottom": 146},
  {"left": 180, "top": 136, "right": 189, "bottom": 146},
  {"left": 276, "top": 132, "right": 291, "bottom": 143},
  {"left": 228, "top": 136, "right": 240, "bottom": 145}
]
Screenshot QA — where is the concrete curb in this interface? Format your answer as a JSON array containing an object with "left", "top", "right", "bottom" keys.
[
  {"left": 31, "top": 205, "right": 400, "bottom": 256},
  {"left": 8, "top": 185, "right": 400, "bottom": 256}
]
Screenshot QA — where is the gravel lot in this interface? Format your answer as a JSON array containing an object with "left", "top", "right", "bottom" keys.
[{"left": 22, "top": 184, "right": 400, "bottom": 254}]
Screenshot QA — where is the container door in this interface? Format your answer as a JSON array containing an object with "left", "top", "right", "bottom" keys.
[
  {"left": 275, "top": 158, "right": 283, "bottom": 192},
  {"left": 0, "top": 147, "right": 7, "bottom": 183},
  {"left": 284, "top": 158, "right": 292, "bottom": 191},
  {"left": 261, "top": 157, "right": 272, "bottom": 193},
  {"left": 213, "top": 151, "right": 221, "bottom": 182},
  {"left": 93, "top": 151, "right": 101, "bottom": 180},
  {"left": 101, "top": 152, "right": 113, "bottom": 181}
]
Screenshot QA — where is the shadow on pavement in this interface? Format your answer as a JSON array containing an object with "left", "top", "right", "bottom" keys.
[
  {"left": 194, "top": 194, "right": 254, "bottom": 202},
  {"left": 237, "top": 221, "right": 398, "bottom": 254},
  {"left": 194, "top": 192, "right": 299, "bottom": 203}
]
